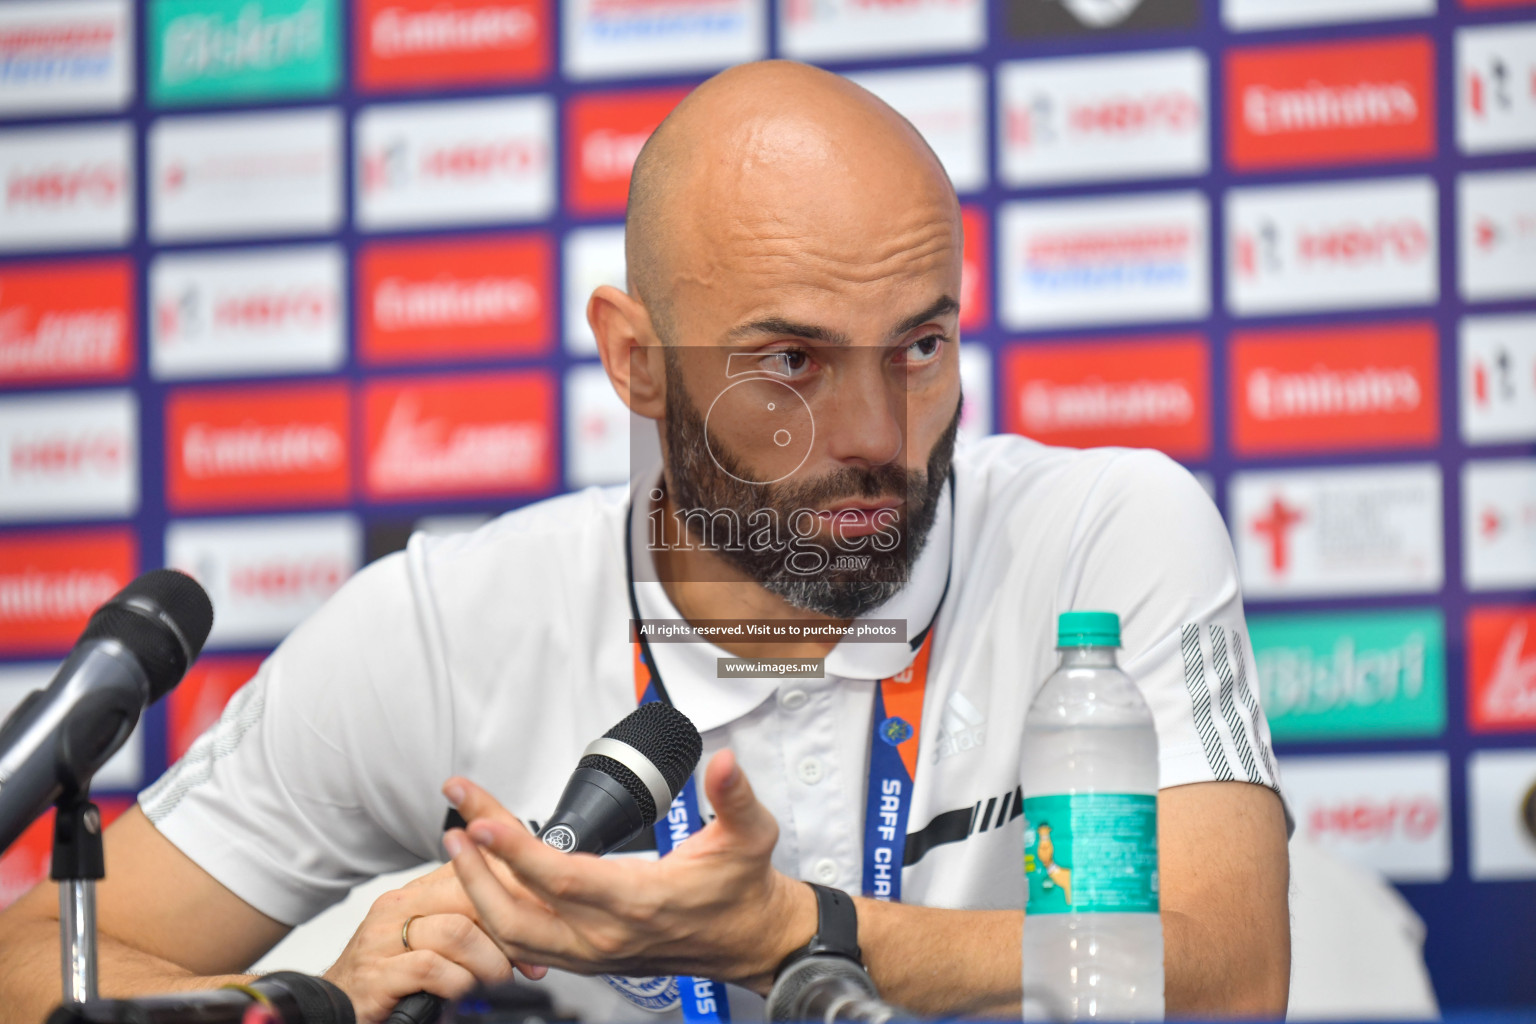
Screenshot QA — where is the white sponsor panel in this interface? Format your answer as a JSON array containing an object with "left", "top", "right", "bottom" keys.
[
  {"left": 563, "top": 0, "right": 764, "bottom": 81},
  {"left": 1457, "top": 22, "right": 1536, "bottom": 155},
  {"left": 166, "top": 514, "right": 360, "bottom": 648},
  {"left": 1223, "top": 0, "right": 1434, "bottom": 30},
  {"left": 1461, "top": 314, "right": 1536, "bottom": 446},
  {"left": 1470, "top": 750, "right": 1536, "bottom": 881},
  {"left": 356, "top": 95, "right": 554, "bottom": 231},
  {"left": 0, "top": 122, "right": 133, "bottom": 253},
  {"left": 0, "top": 0, "right": 132, "bottom": 114},
  {"left": 150, "top": 108, "right": 342, "bottom": 243},
  {"left": 1282, "top": 753, "right": 1450, "bottom": 883},
  {"left": 1459, "top": 169, "right": 1536, "bottom": 302},
  {"left": 563, "top": 225, "right": 627, "bottom": 355},
  {"left": 780, "top": 0, "right": 983, "bottom": 62},
  {"left": 958, "top": 342, "right": 993, "bottom": 442},
  {"left": 999, "top": 190, "right": 1209, "bottom": 330},
  {"left": 151, "top": 245, "right": 346, "bottom": 381},
  {"left": 997, "top": 49, "right": 1207, "bottom": 187},
  {"left": 1227, "top": 176, "right": 1438, "bottom": 316},
  {"left": 1230, "top": 463, "right": 1443, "bottom": 599},
  {"left": 0, "top": 662, "right": 141, "bottom": 791},
  {"left": 1463, "top": 459, "right": 1536, "bottom": 592},
  {"left": 847, "top": 65, "right": 987, "bottom": 195},
  {"left": 0, "top": 390, "right": 137, "bottom": 522},
  {"left": 564, "top": 363, "right": 630, "bottom": 490}
]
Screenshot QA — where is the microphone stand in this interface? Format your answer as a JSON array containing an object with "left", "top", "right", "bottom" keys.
[{"left": 51, "top": 789, "right": 104, "bottom": 1005}]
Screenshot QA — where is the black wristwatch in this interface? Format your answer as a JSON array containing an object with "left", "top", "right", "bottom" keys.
[{"left": 773, "top": 882, "right": 863, "bottom": 979}]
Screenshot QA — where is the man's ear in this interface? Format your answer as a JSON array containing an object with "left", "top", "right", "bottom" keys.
[{"left": 589, "top": 285, "right": 666, "bottom": 420}]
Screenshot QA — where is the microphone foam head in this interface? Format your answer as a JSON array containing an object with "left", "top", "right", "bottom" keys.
[
  {"left": 83, "top": 569, "right": 215, "bottom": 702},
  {"left": 578, "top": 702, "right": 701, "bottom": 825}
]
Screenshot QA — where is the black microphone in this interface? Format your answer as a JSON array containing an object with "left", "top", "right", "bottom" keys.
[
  {"left": 45, "top": 971, "right": 355, "bottom": 1024},
  {"left": 388, "top": 702, "right": 704, "bottom": 1024},
  {"left": 0, "top": 569, "right": 214, "bottom": 854},
  {"left": 766, "top": 954, "right": 899, "bottom": 1024}
]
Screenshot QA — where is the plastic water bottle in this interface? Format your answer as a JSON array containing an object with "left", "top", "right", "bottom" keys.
[{"left": 1021, "top": 611, "right": 1164, "bottom": 1021}]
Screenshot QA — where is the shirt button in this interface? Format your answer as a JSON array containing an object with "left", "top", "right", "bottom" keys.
[
  {"left": 780, "top": 689, "right": 809, "bottom": 711},
  {"left": 797, "top": 757, "right": 824, "bottom": 785},
  {"left": 812, "top": 859, "right": 839, "bottom": 885}
]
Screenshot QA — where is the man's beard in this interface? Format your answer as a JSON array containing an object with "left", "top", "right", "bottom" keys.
[{"left": 662, "top": 358, "right": 960, "bottom": 619}]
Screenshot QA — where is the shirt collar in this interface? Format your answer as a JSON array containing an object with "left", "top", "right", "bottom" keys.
[{"left": 627, "top": 470, "right": 953, "bottom": 733}]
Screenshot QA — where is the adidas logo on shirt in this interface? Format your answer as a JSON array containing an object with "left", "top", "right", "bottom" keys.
[{"left": 933, "top": 690, "right": 987, "bottom": 763}]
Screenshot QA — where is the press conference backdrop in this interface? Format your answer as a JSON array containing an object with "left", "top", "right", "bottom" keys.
[{"left": 0, "top": 0, "right": 1533, "bottom": 1007}]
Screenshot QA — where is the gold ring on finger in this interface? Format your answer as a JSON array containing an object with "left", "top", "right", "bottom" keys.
[{"left": 402, "top": 914, "right": 423, "bottom": 952}]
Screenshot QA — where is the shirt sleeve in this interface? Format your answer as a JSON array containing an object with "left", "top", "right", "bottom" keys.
[
  {"left": 138, "top": 548, "right": 453, "bottom": 926},
  {"left": 1055, "top": 449, "right": 1285, "bottom": 808}
]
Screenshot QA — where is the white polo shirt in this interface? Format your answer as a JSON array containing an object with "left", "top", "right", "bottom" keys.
[{"left": 140, "top": 434, "right": 1283, "bottom": 1022}]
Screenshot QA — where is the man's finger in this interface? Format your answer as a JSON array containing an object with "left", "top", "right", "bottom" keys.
[
  {"left": 444, "top": 777, "right": 522, "bottom": 829},
  {"left": 388, "top": 949, "right": 479, "bottom": 1003},
  {"left": 464, "top": 818, "right": 614, "bottom": 908},
  {"left": 401, "top": 913, "right": 517, "bottom": 987},
  {"left": 701, "top": 749, "right": 776, "bottom": 846},
  {"left": 445, "top": 829, "right": 579, "bottom": 961}
]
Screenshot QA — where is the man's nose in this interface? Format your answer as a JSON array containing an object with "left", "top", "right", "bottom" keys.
[{"left": 818, "top": 366, "right": 904, "bottom": 468}]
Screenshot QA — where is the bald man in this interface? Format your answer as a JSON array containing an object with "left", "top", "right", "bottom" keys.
[{"left": 0, "top": 62, "right": 1290, "bottom": 1023}]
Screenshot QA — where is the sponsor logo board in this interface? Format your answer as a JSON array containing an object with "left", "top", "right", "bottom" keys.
[
  {"left": 1230, "top": 322, "right": 1439, "bottom": 455},
  {"left": 960, "top": 206, "right": 989, "bottom": 332},
  {"left": 1457, "top": 21, "right": 1536, "bottom": 154},
  {"left": 149, "top": 107, "right": 341, "bottom": 242},
  {"left": 781, "top": 0, "right": 984, "bottom": 62},
  {"left": 958, "top": 342, "right": 994, "bottom": 442},
  {"left": 359, "top": 233, "right": 551, "bottom": 364},
  {"left": 1002, "top": 335, "right": 1210, "bottom": 457},
  {"left": 1469, "top": 605, "right": 1536, "bottom": 733},
  {"left": 0, "top": 259, "right": 133, "bottom": 385},
  {"left": 563, "top": 225, "right": 626, "bottom": 355},
  {"left": 563, "top": 0, "right": 764, "bottom": 81},
  {"left": 848, "top": 65, "right": 987, "bottom": 195},
  {"left": 1249, "top": 610, "right": 1445, "bottom": 742},
  {"left": 0, "top": 122, "right": 133, "bottom": 253},
  {"left": 564, "top": 362, "right": 630, "bottom": 489},
  {"left": 166, "top": 513, "right": 360, "bottom": 647},
  {"left": 1223, "top": 0, "right": 1434, "bottom": 31},
  {"left": 1459, "top": 169, "right": 1536, "bottom": 301},
  {"left": 566, "top": 88, "right": 688, "bottom": 215},
  {"left": 1226, "top": 36, "right": 1435, "bottom": 171},
  {"left": 0, "top": 0, "right": 132, "bottom": 115},
  {"left": 0, "top": 663, "right": 142, "bottom": 790},
  {"left": 1461, "top": 314, "right": 1536, "bottom": 445},
  {"left": 1469, "top": 750, "right": 1536, "bottom": 880},
  {"left": 0, "top": 528, "right": 136, "bottom": 655},
  {"left": 997, "top": 49, "right": 1207, "bottom": 188},
  {"left": 1282, "top": 753, "right": 1451, "bottom": 882},
  {"left": 168, "top": 653, "right": 265, "bottom": 761},
  {"left": 0, "top": 390, "right": 137, "bottom": 522},
  {"left": 356, "top": 0, "right": 550, "bottom": 91},
  {"left": 1463, "top": 459, "right": 1536, "bottom": 592},
  {"left": 148, "top": 0, "right": 340, "bottom": 106},
  {"left": 363, "top": 372, "right": 557, "bottom": 501},
  {"left": 151, "top": 245, "right": 344, "bottom": 380},
  {"left": 0, "top": 798, "right": 129, "bottom": 910},
  {"left": 1006, "top": 0, "right": 1199, "bottom": 39},
  {"left": 165, "top": 383, "right": 351, "bottom": 512},
  {"left": 1227, "top": 176, "right": 1438, "bottom": 316},
  {"left": 356, "top": 95, "right": 554, "bottom": 231},
  {"left": 999, "top": 190, "right": 1209, "bottom": 330},
  {"left": 1230, "top": 463, "right": 1443, "bottom": 599}
]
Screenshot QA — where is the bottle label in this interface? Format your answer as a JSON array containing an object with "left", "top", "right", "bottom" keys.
[{"left": 1023, "top": 793, "right": 1158, "bottom": 915}]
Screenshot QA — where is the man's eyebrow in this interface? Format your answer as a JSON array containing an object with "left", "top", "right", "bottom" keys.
[{"left": 721, "top": 295, "right": 960, "bottom": 347}]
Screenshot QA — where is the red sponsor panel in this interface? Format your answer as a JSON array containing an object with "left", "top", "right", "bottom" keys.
[
  {"left": 363, "top": 372, "right": 557, "bottom": 501},
  {"left": 0, "top": 259, "right": 133, "bottom": 385},
  {"left": 168, "top": 654, "right": 266, "bottom": 761},
  {"left": 0, "top": 529, "right": 136, "bottom": 655},
  {"left": 1002, "top": 336, "right": 1211, "bottom": 458},
  {"left": 166, "top": 384, "right": 352, "bottom": 512},
  {"left": 960, "top": 205, "right": 990, "bottom": 333},
  {"left": 1469, "top": 605, "right": 1536, "bottom": 733},
  {"left": 1462, "top": 0, "right": 1536, "bottom": 6},
  {"left": 1227, "top": 36, "right": 1436, "bottom": 171},
  {"left": 356, "top": 0, "right": 551, "bottom": 91},
  {"left": 566, "top": 88, "right": 690, "bottom": 215},
  {"left": 1231, "top": 322, "right": 1440, "bottom": 455},
  {"left": 0, "top": 797, "right": 129, "bottom": 911},
  {"left": 359, "top": 233, "right": 553, "bottom": 365}
]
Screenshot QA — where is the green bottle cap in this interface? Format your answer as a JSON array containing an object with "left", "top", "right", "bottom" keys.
[{"left": 1057, "top": 610, "right": 1121, "bottom": 648}]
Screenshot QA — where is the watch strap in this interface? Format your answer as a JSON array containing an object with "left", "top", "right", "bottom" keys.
[{"left": 774, "top": 882, "right": 862, "bottom": 980}]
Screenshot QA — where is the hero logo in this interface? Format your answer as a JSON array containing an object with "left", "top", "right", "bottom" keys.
[
  {"left": 1459, "top": 169, "right": 1536, "bottom": 302},
  {"left": 0, "top": 259, "right": 132, "bottom": 384},
  {"left": 0, "top": 528, "right": 135, "bottom": 655},
  {"left": 1230, "top": 463, "right": 1443, "bottom": 599},
  {"left": 356, "top": 96, "right": 554, "bottom": 230},
  {"left": 1461, "top": 314, "right": 1536, "bottom": 446},
  {"left": 157, "top": 0, "right": 327, "bottom": 85},
  {"left": 564, "top": 0, "right": 763, "bottom": 81},
  {"left": 780, "top": 0, "right": 984, "bottom": 67},
  {"left": 0, "top": 123, "right": 133, "bottom": 252},
  {"left": 1463, "top": 459, "right": 1536, "bottom": 592},
  {"left": 998, "top": 49, "right": 1207, "bottom": 187},
  {"left": 0, "top": 0, "right": 132, "bottom": 115},
  {"left": 564, "top": 363, "right": 630, "bottom": 490},
  {"left": 0, "top": 390, "right": 137, "bottom": 522},
  {"left": 1457, "top": 22, "right": 1536, "bottom": 155},
  {"left": 1281, "top": 753, "right": 1449, "bottom": 881},
  {"left": 566, "top": 90, "right": 688, "bottom": 215},
  {"left": 1227, "top": 176, "right": 1437, "bottom": 316},
  {"left": 1469, "top": 607, "right": 1536, "bottom": 733}
]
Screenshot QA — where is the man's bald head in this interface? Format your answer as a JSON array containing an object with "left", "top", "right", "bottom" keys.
[{"left": 625, "top": 60, "right": 960, "bottom": 341}]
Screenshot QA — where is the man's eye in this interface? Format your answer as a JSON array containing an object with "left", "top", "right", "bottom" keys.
[
  {"left": 754, "top": 349, "right": 811, "bottom": 378},
  {"left": 904, "top": 334, "right": 946, "bottom": 364}
]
